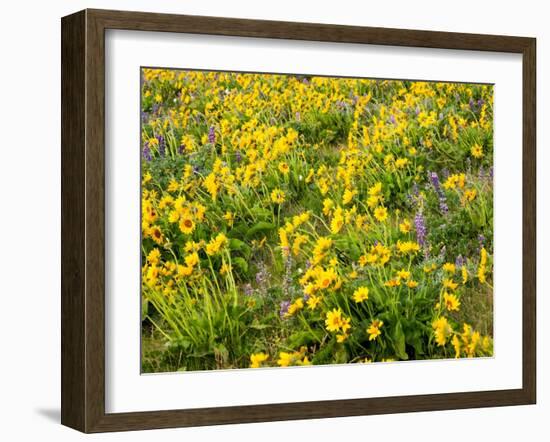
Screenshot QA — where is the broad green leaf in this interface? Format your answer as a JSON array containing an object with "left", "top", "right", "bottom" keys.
[
  {"left": 245, "top": 221, "right": 276, "bottom": 239},
  {"left": 232, "top": 257, "right": 249, "bottom": 274},
  {"left": 392, "top": 320, "right": 409, "bottom": 360}
]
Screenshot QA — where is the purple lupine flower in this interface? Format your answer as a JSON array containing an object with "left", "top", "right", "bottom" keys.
[
  {"left": 439, "top": 199, "right": 449, "bottom": 214},
  {"left": 208, "top": 126, "right": 216, "bottom": 144},
  {"left": 235, "top": 151, "right": 242, "bottom": 163},
  {"left": 469, "top": 98, "right": 475, "bottom": 110},
  {"left": 336, "top": 100, "right": 348, "bottom": 112},
  {"left": 478, "top": 234, "right": 486, "bottom": 246},
  {"left": 489, "top": 167, "right": 494, "bottom": 181},
  {"left": 455, "top": 255, "right": 464, "bottom": 268},
  {"left": 478, "top": 99, "right": 485, "bottom": 108},
  {"left": 390, "top": 114, "right": 397, "bottom": 125},
  {"left": 255, "top": 262, "right": 271, "bottom": 297},
  {"left": 466, "top": 157, "right": 472, "bottom": 174},
  {"left": 429, "top": 171, "right": 441, "bottom": 190},
  {"left": 156, "top": 135, "right": 165, "bottom": 157},
  {"left": 279, "top": 300, "right": 290, "bottom": 319},
  {"left": 415, "top": 107, "right": 421, "bottom": 115},
  {"left": 255, "top": 265, "right": 269, "bottom": 286},
  {"left": 178, "top": 144, "right": 185, "bottom": 154},
  {"left": 295, "top": 111, "right": 301, "bottom": 121},
  {"left": 243, "top": 283, "right": 254, "bottom": 297},
  {"left": 282, "top": 255, "right": 294, "bottom": 298},
  {"left": 429, "top": 171, "right": 449, "bottom": 215},
  {"left": 412, "top": 182, "right": 420, "bottom": 197},
  {"left": 414, "top": 211, "right": 427, "bottom": 247},
  {"left": 142, "top": 145, "right": 152, "bottom": 162}
]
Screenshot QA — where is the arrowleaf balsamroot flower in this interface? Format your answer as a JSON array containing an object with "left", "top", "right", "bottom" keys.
[
  {"left": 432, "top": 317, "right": 452, "bottom": 346},
  {"left": 444, "top": 292, "right": 461, "bottom": 312},
  {"left": 399, "top": 219, "right": 412, "bottom": 233},
  {"left": 367, "top": 320, "right": 383, "bottom": 341},
  {"left": 179, "top": 217, "right": 195, "bottom": 235},
  {"left": 352, "top": 286, "right": 369, "bottom": 303},
  {"left": 271, "top": 188, "right": 286, "bottom": 204},
  {"left": 325, "top": 308, "right": 351, "bottom": 333},
  {"left": 374, "top": 206, "right": 388, "bottom": 222},
  {"left": 250, "top": 353, "right": 269, "bottom": 368},
  {"left": 471, "top": 143, "right": 484, "bottom": 158}
]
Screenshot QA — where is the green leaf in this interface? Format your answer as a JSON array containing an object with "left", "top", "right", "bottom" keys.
[
  {"left": 141, "top": 299, "right": 149, "bottom": 321},
  {"left": 245, "top": 221, "right": 276, "bottom": 239},
  {"left": 249, "top": 207, "right": 273, "bottom": 219},
  {"left": 288, "top": 330, "right": 323, "bottom": 348},
  {"left": 312, "top": 340, "right": 336, "bottom": 365},
  {"left": 232, "top": 257, "right": 249, "bottom": 274},
  {"left": 229, "top": 238, "right": 247, "bottom": 251},
  {"left": 334, "top": 346, "right": 349, "bottom": 364},
  {"left": 392, "top": 320, "right": 409, "bottom": 360},
  {"left": 249, "top": 321, "right": 271, "bottom": 330}
]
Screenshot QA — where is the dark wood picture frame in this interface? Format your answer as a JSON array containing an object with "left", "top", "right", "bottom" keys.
[{"left": 61, "top": 8, "right": 536, "bottom": 433}]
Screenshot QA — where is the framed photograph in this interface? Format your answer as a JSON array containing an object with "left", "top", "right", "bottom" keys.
[{"left": 61, "top": 9, "right": 536, "bottom": 433}]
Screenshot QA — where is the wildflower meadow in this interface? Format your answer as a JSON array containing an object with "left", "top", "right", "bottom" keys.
[{"left": 140, "top": 68, "right": 494, "bottom": 372}]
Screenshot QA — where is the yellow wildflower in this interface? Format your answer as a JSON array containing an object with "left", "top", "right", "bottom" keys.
[
  {"left": 325, "top": 308, "right": 344, "bottom": 332},
  {"left": 184, "top": 252, "right": 199, "bottom": 268},
  {"left": 277, "top": 352, "right": 293, "bottom": 367},
  {"left": 205, "top": 233, "right": 228, "bottom": 256},
  {"left": 250, "top": 352, "right": 269, "bottom": 368},
  {"left": 278, "top": 162, "right": 290, "bottom": 174},
  {"left": 367, "top": 320, "right": 383, "bottom": 341},
  {"left": 374, "top": 206, "right": 388, "bottom": 222},
  {"left": 342, "top": 188, "right": 357, "bottom": 205},
  {"left": 432, "top": 317, "right": 452, "bottom": 346},
  {"left": 396, "top": 240, "right": 420, "bottom": 254},
  {"left": 471, "top": 143, "right": 484, "bottom": 158},
  {"left": 179, "top": 217, "right": 195, "bottom": 235},
  {"left": 223, "top": 211, "right": 235, "bottom": 226},
  {"left": 307, "top": 294, "right": 322, "bottom": 310},
  {"left": 452, "top": 335, "right": 461, "bottom": 358},
  {"left": 462, "top": 266, "right": 468, "bottom": 284},
  {"left": 443, "top": 292, "right": 461, "bottom": 311},
  {"left": 292, "top": 234, "right": 308, "bottom": 256},
  {"left": 443, "top": 278, "right": 459, "bottom": 291},
  {"left": 352, "top": 286, "right": 369, "bottom": 303},
  {"left": 442, "top": 262, "right": 456, "bottom": 274},
  {"left": 396, "top": 269, "right": 411, "bottom": 280},
  {"left": 147, "top": 248, "right": 161, "bottom": 265},
  {"left": 285, "top": 298, "right": 304, "bottom": 317},
  {"left": 270, "top": 188, "right": 286, "bottom": 204},
  {"left": 322, "top": 198, "right": 334, "bottom": 216},
  {"left": 399, "top": 219, "right": 411, "bottom": 233}
]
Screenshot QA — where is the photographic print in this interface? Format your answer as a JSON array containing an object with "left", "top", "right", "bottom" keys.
[{"left": 140, "top": 68, "right": 494, "bottom": 373}]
